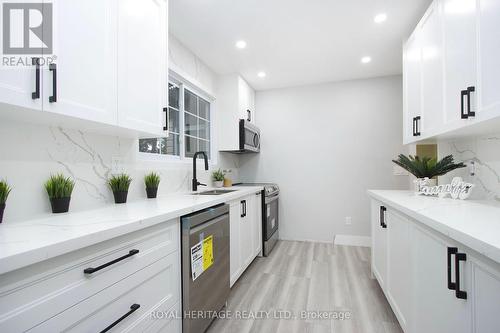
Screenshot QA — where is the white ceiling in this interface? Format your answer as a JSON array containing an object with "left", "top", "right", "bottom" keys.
[{"left": 169, "top": 0, "right": 432, "bottom": 91}]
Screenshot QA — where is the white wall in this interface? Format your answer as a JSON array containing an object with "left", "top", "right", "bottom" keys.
[
  {"left": 239, "top": 75, "right": 409, "bottom": 243},
  {"left": 0, "top": 34, "right": 239, "bottom": 223}
]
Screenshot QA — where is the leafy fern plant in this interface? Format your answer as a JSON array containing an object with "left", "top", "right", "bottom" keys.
[
  {"left": 108, "top": 174, "right": 132, "bottom": 192},
  {"left": 392, "top": 154, "right": 466, "bottom": 179},
  {"left": 0, "top": 180, "right": 12, "bottom": 204},
  {"left": 144, "top": 172, "right": 161, "bottom": 189},
  {"left": 212, "top": 169, "right": 225, "bottom": 182},
  {"left": 44, "top": 174, "right": 75, "bottom": 199}
]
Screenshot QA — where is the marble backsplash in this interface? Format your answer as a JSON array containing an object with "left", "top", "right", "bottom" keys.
[
  {"left": 438, "top": 134, "right": 500, "bottom": 201},
  {"left": 0, "top": 120, "right": 239, "bottom": 223}
]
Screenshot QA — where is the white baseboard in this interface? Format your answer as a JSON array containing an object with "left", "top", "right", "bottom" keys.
[
  {"left": 334, "top": 235, "right": 371, "bottom": 247},
  {"left": 279, "top": 235, "right": 371, "bottom": 248},
  {"left": 279, "top": 237, "right": 332, "bottom": 244}
]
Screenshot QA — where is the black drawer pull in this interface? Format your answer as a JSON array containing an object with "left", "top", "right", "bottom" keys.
[
  {"left": 100, "top": 303, "right": 140, "bottom": 333},
  {"left": 163, "top": 107, "right": 168, "bottom": 132},
  {"left": 447, "top": 247, "right": 457, "bottom": 290},
  {"left": 415, "top": 116, "right": 421, "bottom": 136},
  {"left": 461, "top": 90, "right": 468, "bottom": 119},
  {"left": 466, "top": 86, "right": 475, "bottom": 117},
  {"left": 84, "top": 249, "right": 139, "bottom": 274},
  {"left": 379, "top": 206, "right": 387, "bottom": 228},
  {"left": 31, "top": 58, "right": 40, "bottom": 100},
  {"left": 49, "top": 63, "right": 57, "bottom": 103},
  {"left": 455, "top": 252, "right": 467, "bottom": 299}
]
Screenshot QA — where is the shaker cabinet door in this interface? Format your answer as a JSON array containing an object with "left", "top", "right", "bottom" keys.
[
  {"left": 117, "top": 0, "right": 168, "bottom": 136},
  {"left": 42, "top": 0, "right": 118, "bottom": 125}
]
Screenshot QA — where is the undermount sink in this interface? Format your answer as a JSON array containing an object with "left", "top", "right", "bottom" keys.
[{"left": 192, "top": 189, "right": 237, "bottom": 195}]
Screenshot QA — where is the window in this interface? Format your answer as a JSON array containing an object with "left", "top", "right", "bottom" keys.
[{"left": 139, "top": 77, "right": 212, "bottom": 160}]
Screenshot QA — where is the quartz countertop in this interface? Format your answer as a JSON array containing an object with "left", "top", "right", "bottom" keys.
[
  {"left": 0, "top": 186, "right": 263, "bottom": 275},
  {"left": 368, "top": 190, "right": 500, "bottom": 265}
]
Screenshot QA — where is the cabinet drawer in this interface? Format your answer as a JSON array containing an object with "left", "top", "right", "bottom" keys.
[
  {"left": 0, "top": 220, "right": 179, "bottom": 332},
  {"left": 28, "top": 252, "right": 180, "bottom": 332}
]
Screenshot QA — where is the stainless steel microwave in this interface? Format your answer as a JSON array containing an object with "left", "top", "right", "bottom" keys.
[{"left": 238, "top": 119, "right": 260, "bottom": 153}]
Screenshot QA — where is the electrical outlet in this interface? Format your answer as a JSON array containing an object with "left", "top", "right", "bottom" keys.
[
  {"left": 111, "top": 156, "right": 123, "bottom": 175},
  {"left": 345, "top": 216, "right": 352, "bottom": 225}
]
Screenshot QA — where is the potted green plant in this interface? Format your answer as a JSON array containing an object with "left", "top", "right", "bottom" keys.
[
  {"left": 0, "top": 180, "right": 12, "bottom": 223},
  {"left": 392, "top": 154, "right": 466, "bottom": 190},
  {"left": 44, "top": 174, "right": 75, "bottom": 213},
  {"left": 108, "top": 173, "right": 132, "bottom": 204},
  {"left": 212, "top": 169, "right": 225, "bottom": 188},
  {"left": 144, "top": 172, "right": 160, "bottom": 199}
]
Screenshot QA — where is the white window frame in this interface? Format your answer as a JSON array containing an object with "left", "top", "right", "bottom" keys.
[{"left": 138, "top": 71, "right": 217, "bottom": 165}]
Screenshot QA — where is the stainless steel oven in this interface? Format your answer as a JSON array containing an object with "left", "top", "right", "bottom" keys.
[
  {"left": 239, "top": 119, "right": 260, "bottom": 152},
  {"left": 236, "top": 183, "right": 279, "bottom": 256},
  {"left": 262, "top": 186, "right": 279, "bottom": 256}
]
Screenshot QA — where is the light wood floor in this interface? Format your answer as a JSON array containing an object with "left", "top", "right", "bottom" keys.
[{"left": 207, "top": 240, "right": 402, "bottom": 333}]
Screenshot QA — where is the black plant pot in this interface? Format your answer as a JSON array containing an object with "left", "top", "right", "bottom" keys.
[
  {"left": 146, "top": 187, "right": 158, "bottom": 199},
  {"left": 0, "top": 203, "right": 5, "bottom": 223},
  {"left": 113, "top": 191, "right": 128, "bottom": 204},
  {"left": 50, "top": 197, "right": 71, "bottom": 214}
]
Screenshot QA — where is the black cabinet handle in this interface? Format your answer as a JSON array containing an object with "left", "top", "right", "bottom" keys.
[
  {"left": 241, "top": 200, "right": 245, "bottom": 218},
  {"left": 461, "top": 90, "right": 468, "bottom": 119},
  {"left": 49, "top": 63, "right": 57, "bottom": 103},
  {"left": 466, "top": 86, "right": 475, "bottom": 118},
  {"left": 84, "top": 249, "right": 139, "bottom": 274},
  {"left": 415, "top": 116, "right": 421, "bottom": 136},
  {"left": 31, "top": 58, "right": 40, "bottom": 100},
  {"left": 162, "top": 107, "right": 168, "bottom": 132},
  {"left": 455, "top": 252, "right": 467, "bottom": 299},
  {"left": 247, "top": 109, "right": 251, "bottom": 122},
  {"left": 379, "top": 206, "right": 387, "bottom": 228},
  {"left": 100, "top": 303, "right": 140, "bottom": 333},
  {"left": 412, "top": 117, "right": 416, "bottom": 136},
  {"left": 447, "top": 247, "right": 458, "bottom": 290}
]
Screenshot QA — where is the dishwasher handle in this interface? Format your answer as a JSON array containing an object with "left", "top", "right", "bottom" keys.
[{"left": 189, "top": 213, "right": 229, "bottom": 235}]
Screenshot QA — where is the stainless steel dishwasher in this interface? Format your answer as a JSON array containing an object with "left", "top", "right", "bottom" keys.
[{"left": 181, "top": 204, "right": 230, "bottom": 333}]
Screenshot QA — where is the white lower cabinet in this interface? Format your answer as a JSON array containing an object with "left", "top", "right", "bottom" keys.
[
  {"left": 29, "top": 253, "right": 179, "bottom": 333},
  {"left": 371, "top": 200, "right": 387, "bottom": 289},
  {"left": 371, "top": 201, "right": 500, "bottom": 333},
  {"left": 229, "top": 192, "right": 262, "bottom": 287},
  {"left": 472, "top": 259, "right": 500, "bottom": 333},
  {"left": 412, "top": 225, "right": 470, "bottom": 333},
  {"left": 0, "top": 220, "right": 181, "bottom": 333},
  {"left": 386, "top": 211, "right": 412, "bottom": 332}
]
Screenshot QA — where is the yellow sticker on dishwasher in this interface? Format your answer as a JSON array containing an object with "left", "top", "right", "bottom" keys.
[{"left": 202, "top": 235, "right": 214, "bottom": 270}]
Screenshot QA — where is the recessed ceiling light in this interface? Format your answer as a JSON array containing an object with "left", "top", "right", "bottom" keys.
[
  {"left": 257, "top": 71, "right": 267, "bottom": 78},
  {"left": 374, "top": 13, "right": 387, "bottom": 23},
  {"left": 361, "top": 56, "right": 372, "bottom": 64},
  {"left": 235, "top": 40, "right": 247, "bottom": 49}
]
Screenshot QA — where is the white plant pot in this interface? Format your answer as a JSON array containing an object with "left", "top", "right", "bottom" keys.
[
  {"left": 414, "top": 178, "right": 437, "bottom": 193},
  {"left": 214, "top": 181, "right": 224, "bottom": 188}
]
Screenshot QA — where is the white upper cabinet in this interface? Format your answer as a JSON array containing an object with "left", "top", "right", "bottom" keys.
[
  {"left": 403, "top": 33, "right": 422, "bottom": 143},
  {"left": 217, "top": 74, "right": 256, "bottom": 151},
  {"left": 403, "top": 0, "right": 500, "bottom": 143},
  {"left": 476, "top": 0, "right": 500, "bottom": 122},
  {"left": 238, "top": 77, "right": 256, "bottom": 123},
  {"left": 443, "top": 0, "right": 477, "bottom": 126},
  {"left": 43, "top": 0, "right": 117, "bottom": 125},
  {"left": 420, "top": 2, "right": 445, "bottom": 136},
  {"left": 117, "top": 0, "right": 168, "bottom": 136},
  {"left": 0, "top": 0, "right": 168, "bottom": 137}
]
